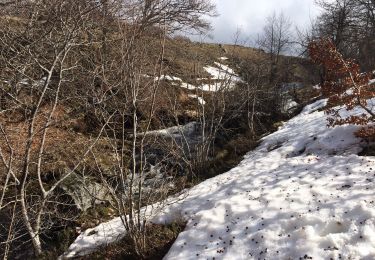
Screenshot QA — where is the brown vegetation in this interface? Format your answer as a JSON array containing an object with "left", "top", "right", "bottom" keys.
[
  {"left": 309, "top": 38, "right": 375, "bottom": 138},
  {"left": 0, "top": 1, "right": 320, "bottom": 259}
]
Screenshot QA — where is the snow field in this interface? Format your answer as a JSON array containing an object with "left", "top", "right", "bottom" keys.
[{"left": 64, "top": 98, "right": 375, "bottom": 259}]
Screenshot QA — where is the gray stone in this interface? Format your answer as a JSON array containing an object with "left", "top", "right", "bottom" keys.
[{"left": 61, "top": 172, "right": 112, "bottom": 211}]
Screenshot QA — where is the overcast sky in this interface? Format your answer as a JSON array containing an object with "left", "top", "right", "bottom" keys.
[{"left": 192, "top": 0, "right": 322, "bottom": 45}]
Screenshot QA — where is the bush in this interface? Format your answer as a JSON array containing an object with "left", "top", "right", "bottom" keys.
[{"left": 309, "top": 38, "right": 375, "bottom": 138}]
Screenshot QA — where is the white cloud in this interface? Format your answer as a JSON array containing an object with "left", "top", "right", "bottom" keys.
[{"left": 193, "top": 0, "right": 322, "bottom": 45}]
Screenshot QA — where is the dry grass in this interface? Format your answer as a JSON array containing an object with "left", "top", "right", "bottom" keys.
[
  {"left": 0, "top": 103, "right": 117, "bottom": 177},
  {"left": 82, "top": 221, "right": 186, "bottom": 260}
]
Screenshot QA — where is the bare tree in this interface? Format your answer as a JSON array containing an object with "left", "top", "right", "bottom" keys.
[
  {"left": 1, "top": 0, "right": 216, "bottom": 257},
  {"left": 137, "top": 0, "right": 216, "bottom": 32},
  {"left": 78, "top": 0, "right": 216, "bottom": 257},
  {"left": 310, "top": 0, "right": 375, "bottom": 69},
  {"left": 92, "top": 23, "right": 169, "bottom": 256},
  {"left": 257, "top": 12, "right": 293, "bottom": 82},
  {"left": 0, "top": 0, "right": 110, "bottom": 257},
  {"left": 314, "top": 0, "right": 359, "bottom": 54}
]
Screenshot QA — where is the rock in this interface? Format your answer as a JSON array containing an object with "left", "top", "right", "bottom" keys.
[{"left": 61, "top": 172, "right": 112, "bottom": 211}]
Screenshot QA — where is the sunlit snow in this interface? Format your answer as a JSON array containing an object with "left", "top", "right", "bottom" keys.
[
  {"left": 63, "top": 98, "right": 375, "bottom": 259},
  {"left": 155, "top": 60, "right": 241, "bottom": 93}
]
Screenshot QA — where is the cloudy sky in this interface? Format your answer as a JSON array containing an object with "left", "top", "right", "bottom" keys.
[{"left": 194, "top": 0, "right": 322, "bottom": 45}]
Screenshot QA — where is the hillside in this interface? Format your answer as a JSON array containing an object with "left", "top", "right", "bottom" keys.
[
  {"left": 162, "top": 39, "right": 317, "bottom": 85},
  {"left": 0, "top": 15, "right": 320, "bottom": 259},
  {"left": 64, "top": 97, "right": 375, "bottom": 259},
  {"left": 2, "top": 1, "right": 375, "bottom": 259}
]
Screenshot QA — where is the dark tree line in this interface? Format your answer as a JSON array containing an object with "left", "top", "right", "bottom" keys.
[{"left": 310, "top": 0, "right": 375, "bottom": 71}]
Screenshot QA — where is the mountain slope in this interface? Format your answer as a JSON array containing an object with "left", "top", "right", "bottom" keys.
[{"left": 63, "top": 97, "right": 375, "bottom": 259}]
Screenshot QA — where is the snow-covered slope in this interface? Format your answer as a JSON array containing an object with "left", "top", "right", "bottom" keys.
[{"left": 63, "top": 99, "right": 375, "bottom": 259}]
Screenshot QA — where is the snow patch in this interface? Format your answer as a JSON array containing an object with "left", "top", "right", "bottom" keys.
[
  {"left": 180, "top": 82, "right": 197, "bottom": 90},
  {"left": 157, "top": 75, "right": 183, "bottom": 82},
  {"left": 313, "top": 84, "right": 321, "bottom": 90},
  {"left": 188, "top": 94, "right": 206, "bottom": 105},
  {"left": 203, "top": 62, "right": 240, "bottom": 82},
  {"left": 150, "top": 62, "right": 241, "bottom": 93},
  {"left": 141, "top": 122, "right": 198, "bottom": 138}
]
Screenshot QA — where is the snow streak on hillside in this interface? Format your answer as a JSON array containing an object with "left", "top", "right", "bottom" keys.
[
  {"left": 63, "top": 99, "right": 375, "bottom": 259},
  {"left": 156, "top": 58, "right": 241, "bottom": 93}
]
